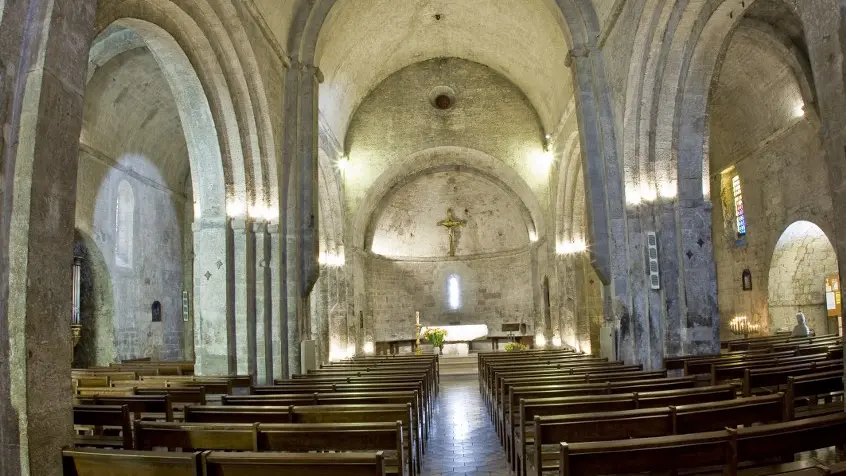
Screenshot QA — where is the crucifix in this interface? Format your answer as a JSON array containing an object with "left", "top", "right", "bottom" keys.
[{"left": 437, "top": 208, "right": 466, "bottom": 257}]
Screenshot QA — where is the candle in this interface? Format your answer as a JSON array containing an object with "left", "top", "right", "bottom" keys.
[{"left": 415, "top": 311, "right": 420, "bottom": 325}]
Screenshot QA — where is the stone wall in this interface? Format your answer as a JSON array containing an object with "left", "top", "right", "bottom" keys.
[
  {"left": 709, "top": 23, "right": 836, "bottom": 340},
  {"left": 74, "top": 149, "right": 187, "bottom": 362},
  {"left": 366, "top": 251, "right": 535, "bottom": 342}
]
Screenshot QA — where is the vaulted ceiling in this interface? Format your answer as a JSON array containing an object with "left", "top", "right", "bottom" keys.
[{"left": 313, "top": 0, "right": 573, "bottom": 142}]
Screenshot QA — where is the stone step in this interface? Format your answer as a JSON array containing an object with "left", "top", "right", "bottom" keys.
[{"left": 438, "top": 355, "right": 478, "bottom": 375}]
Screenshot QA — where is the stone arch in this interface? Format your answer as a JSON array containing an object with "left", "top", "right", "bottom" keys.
[
  {"left": 317, "top": 148, "right": 344, "bottom": 259},
  {"left": 290, "top": 0, "right": 619, "bottom": 284},
  {"left": 767, "top": 220, "right": 839, "bottom": 335},
  {"left": 72, "top": 229, "right": 116, "bottom": 368},
  {"left": 89, "top": 18, "right": 227, "bottom": 218},
  {"left": 666, "top": 0, "right": 813, "bottom": 202},
  {"left": 354, "top": 147, "right": 545, "bottom": 252}
]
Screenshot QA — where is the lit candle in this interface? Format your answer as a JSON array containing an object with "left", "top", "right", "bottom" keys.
[{"left": 415, "top": 311, "right": 420, "bottom": 325}]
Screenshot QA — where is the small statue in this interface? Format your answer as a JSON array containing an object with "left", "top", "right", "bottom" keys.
[{"left": 791, "top": 311, "right": 810, "bottom": 337}]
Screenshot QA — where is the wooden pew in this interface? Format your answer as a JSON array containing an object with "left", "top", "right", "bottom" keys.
[
  {"left": 75, "top": 387, "right": 135, "bottom": 398},
  {"left": 62, "top": 448, "right": 387, "bottom": 476},
  {"left": 134, "top": 421, "right": 259, "bottom": 451},
  {"left": 495, "top": 369, "right": 663, "bottom": 434},
  {"left": 224, "top": 390, "right": 426, "bottom": 451},
  {"left": 257, "top": 422, "right": 406, "bottom": 475},
  {"left": 77, "top": 395, "right": 173, "bottom": 422},
  {"left": 557, "top": 412, "right": 846, "bottom": 476},
  {"left": 182, "top": 404, "right": 417, "bottom": 476},
  {"left": 73, "top": 405, "right": 132, "bottom": 449},
  {"left": 524, "top": 389, "right": 784, "bottom": 476},
  {"left": 741, "top": 361, "right": 843, "bottom": 397},
  {"left": 202, "top": 451, "right": 386, "bottom": 476},
  {"left": 134, "top": 386, "right": 206, "bottom": 407},
  {"left": 502, "top": 376, "right": 696, "bottom": 444},
  {"left": 513, "top": 384, "right": 737, "bottom": 475},
  {"left": 62, "top": 448, "right": 201, "bottom": 476},
  {"left": 785, "top": 370, "right": 845, "bottom": 419}
]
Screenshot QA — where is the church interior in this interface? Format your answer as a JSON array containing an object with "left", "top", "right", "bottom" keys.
[{"left": 2, "top": 0, "right": 846, "bottom": 475}]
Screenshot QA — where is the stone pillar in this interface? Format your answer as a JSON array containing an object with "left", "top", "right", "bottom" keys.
[
  {"left": 231, "top": 218, "right": 256, "bottom": 376},
  {"left": 192, "top": 217, "right": 232, "bottom": 375},
  {"left": 678, "top": 200, "right": 719, "bottom": 355},
  {"left": 267, "top": 222, "right": 285, "bottom": 379},
  {"left": 254, "top": 221, "right": 270, "bottom": 384},
  {"left": 0, "top": 2, "right": 95, "bottom": 474}
]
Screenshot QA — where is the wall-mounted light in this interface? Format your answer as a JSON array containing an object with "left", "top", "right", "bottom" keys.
[
  {"left": 363, "top": 341, "right": 374, "bottom": 354},
  {"left": 552, "top": 335, "right": 562, "bottom": 347},
  {"left": 226, "top": 199, "right": 247, "bottom": 218},
  {"left": 535, "top": 334, "right": 547, "bottom": 347},
  {"left": 531, "top": 149, "right": 555, "bottom": 175},
  {"left": 556, "top": 240, "right": 587, "bottom": 255},
  {"left": 337, "top": 157, "right": 350, "bottom": 171},
  {"left": 528, "top": 230, "right": 539, "bottom": 243},
  {"left": 318, "top": 250, "right": 345, "bottom": 267},
  {"left": 793, "top": 103, "right": 806, "bottom": 118}
]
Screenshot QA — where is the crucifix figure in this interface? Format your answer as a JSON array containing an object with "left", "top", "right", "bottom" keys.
[{"left": 437, "top": 208, "right": 466, "bottom": 257}]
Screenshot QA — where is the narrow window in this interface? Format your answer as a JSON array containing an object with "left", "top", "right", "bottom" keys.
[
  {"left": 732, "top": 175, "right": 746, "bottom": 236},
  {"left": 116, "top": 180, "right": 134, "bottom": 268},
  {"left": 448, "top": 275, "right": 461, "bottom": 310}
]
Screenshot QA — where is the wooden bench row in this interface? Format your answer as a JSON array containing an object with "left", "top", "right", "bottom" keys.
[
  {"left": 63, "top": 448, "right": 389, "bottom": 476},
  {"left": 557, "top": 412, "right": 846, "bottom": 476},
  {"left": 511, "top": 384, "right": 738, "bottom": 474},
  {"left": 132, "top": 420, "right": 412, "bottom": 475},
  {"left": 525, "top": 393, "right": 786, "bottom": 476}
]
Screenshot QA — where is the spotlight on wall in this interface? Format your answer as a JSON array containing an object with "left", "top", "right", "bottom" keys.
[
  {"left": 552, "top": 335, "right": 562, "bottom": 347},
  {"left": 528, "top": 231, "right": 539, "bottom": 243},
  {"left": 531, "top": 149, "right": 555, "bottom": 175},
  {"left": 363, "top": 342, "right": 375, "bottom": 355},
  {"left": 793, "top": 103, "right": 806, "bottom": 118},
  {"left": 318, "top": 251, "right": 345, "bottom": 267},
  {"left": 556, "top": 240, "right": 588, "bottom": 255},
  {"left": 346, "top": 344, "right": 357, "bottom": 359},
  {"left": 226, "top": 199, "right": 247, "bottom": 218},
  {"left": 535, "top": 334, "right": 547, "bottom": 348},
  {"left": 337, "top": 157, "right": 350, "bottom": 171}
]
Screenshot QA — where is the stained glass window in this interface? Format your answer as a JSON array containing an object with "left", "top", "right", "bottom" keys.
[{"left": 732, "top": 175, "right": 746, "bottom": 236}]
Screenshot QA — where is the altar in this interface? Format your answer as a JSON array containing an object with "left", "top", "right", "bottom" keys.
[{"left": 422, "top": 324, "right": 488, "bottom": 356}]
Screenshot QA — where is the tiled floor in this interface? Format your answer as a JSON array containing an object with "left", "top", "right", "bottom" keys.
[{"left": 421, "top": 375, "right": 511, "bottom": 476}]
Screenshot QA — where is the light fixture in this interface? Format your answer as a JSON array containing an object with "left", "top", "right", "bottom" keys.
[
  {"left": 363, "top": 342, "right": 375, "bottom": 354},
  {"left": 337, "top": 157, "right": 350, "bottom": 171},
  {"left": 793, "top": 103, "right": 806, "bottom": 118},
  {"left": 531, "top": 149, "right": 555, "bottom": 175},
  {"left": 552, "top": 335, "right": 562, "bottom": 347},
  {"left": 535, "top": 334, "right": 547, "bottom": 347},
  {"left": 556, "top": 240, "right": 587, "bottom": 255},
  {"left": 528, "top": 231, "right": 539, "bottom": 242},
  {"left": 346, "top": 344, "right": 357, "bottom": 359}
]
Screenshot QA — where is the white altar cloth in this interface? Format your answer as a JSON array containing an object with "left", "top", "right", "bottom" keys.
[{"left": 421, "top": 324, "right": 488, "bottom": 342}]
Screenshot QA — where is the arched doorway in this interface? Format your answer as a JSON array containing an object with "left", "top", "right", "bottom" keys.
[{"left": 768, "top": 221, "right": 839, "bottom": 335}]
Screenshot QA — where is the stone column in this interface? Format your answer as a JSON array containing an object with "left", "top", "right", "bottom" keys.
[
  {"left": 192, "top": 217, "right": 233, "bottom": 375},
  {"left": 267, "top": 222, "right": 285, "bottom": 379},
  {"left": 254, "top": 221, "right": 270, "bottom": 384},
  {"left": 231, "top": 218, "right": 256, "bottom": 376},
  {"left": 0, "top": 2, "right": 96, "bottom": 474}
]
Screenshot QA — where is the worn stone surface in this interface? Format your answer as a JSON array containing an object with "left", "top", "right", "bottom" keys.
[{"left": 367, "top": 252, "right": 535, "bottom": 341}]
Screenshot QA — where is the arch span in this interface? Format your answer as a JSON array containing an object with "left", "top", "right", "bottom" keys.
[
  {"left": 353, "top": 147, "right": 546, "bottom": 252},
  {"left": 768, "top": 220, "right": 839, "bottom": 335},
  {"left": 89, "top": 19, "right": 226, "bottom": 219}
]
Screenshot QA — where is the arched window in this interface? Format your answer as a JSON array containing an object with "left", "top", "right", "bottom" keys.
[
  {"left": 115, "top": 180, "right": 134, "bottom": 268},
  {"left": 448, "top": 274, "right": 461, "bottom": 310}
]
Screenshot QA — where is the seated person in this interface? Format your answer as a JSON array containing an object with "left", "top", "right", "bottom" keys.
[{"left": 791, "top": 312, "right": 811, "bottom": 337}]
